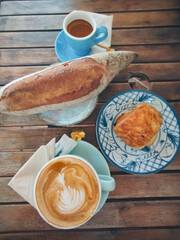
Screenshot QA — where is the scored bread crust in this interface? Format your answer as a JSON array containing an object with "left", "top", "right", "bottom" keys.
[
  {"left": 1, "top": 58, "right": 105, "bottom": 112},
  {"left": 114, "top": 103, "right": 163, "bottom": 149},
  {"left": 0, "top": 51, "right": 137, "bottom": 116}
]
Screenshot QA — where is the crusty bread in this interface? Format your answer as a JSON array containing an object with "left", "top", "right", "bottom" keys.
[
  {"left": 114, "top": 103, "right": 163, "bottom": 149},
  {"left": 0, "top": 51, "right": 137, "bottom": 116}
]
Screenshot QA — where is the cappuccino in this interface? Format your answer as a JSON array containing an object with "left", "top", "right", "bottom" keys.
[{"left": 35, "top": 156, "right": 100, "bottom": 228}]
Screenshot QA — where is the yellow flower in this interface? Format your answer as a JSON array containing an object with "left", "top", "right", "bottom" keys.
[{"left": 71, "top": 131, "right": 85, "bottom": 141}]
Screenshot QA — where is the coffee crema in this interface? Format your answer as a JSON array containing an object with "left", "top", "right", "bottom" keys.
[
  {"left": 35, "top": 156, "right": 100, "bottom": 228},
  {"left": 67, "top": 19, "right": 93, "bottom": 38}
]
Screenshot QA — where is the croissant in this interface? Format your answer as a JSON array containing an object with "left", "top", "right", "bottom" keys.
[{"left": 114, "top": 103, "right": 163, "bottom": 149}]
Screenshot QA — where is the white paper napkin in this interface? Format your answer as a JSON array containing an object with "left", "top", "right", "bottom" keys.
[
  {"left": 8, "top": 134, "right": 77, "bottom": 208},
  {"left": 71, "top": 10, "right": 113, "bottom": 53}
]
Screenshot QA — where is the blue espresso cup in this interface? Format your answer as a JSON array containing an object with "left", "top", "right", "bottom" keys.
[{"left": 63, "top": 11, "right": 108, "bottom": 56}]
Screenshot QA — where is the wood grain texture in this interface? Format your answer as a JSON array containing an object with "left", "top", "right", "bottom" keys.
[
  {"left": 0, "top": 0, "right": 180, "bottom": 238},
  {"left": 0, "top": 66, "right": 45, "bottom": 85},
  {"left": 0, "top": 151, "right": 32, "bottom": 176},
  {"left": 98, "top": 82, "right": 180, "bottom": 102},
  {"left": 0, "top": 177, "right": 24, "bottom": 203},
  {"left": 120, "top": 63, "right": 180, "bottom": 81},
  {"left": 1, "top": 0, "right": 180, "bottom": 15},
  {"left": 0, "top": 27, "right": 180, "bottom": 48},
  {"left": 1, "top": 173, "right": 180, "bottom": 203},
  {"left": 0, "top": 150, "right": 179, "bottom": 177},
  {"left": 1, "top": 200, "right": 180, "bottom": 231},
  {"left": 1, "top": 44, "right": 180, "bottom": 67},
  {"left": 0, "top": 127, "right": 96, "bottom": 150},
  {"left": 1, "top": 10, "right": 180, "bottom": 31},
  {"left": 0, "top": 112, "right": 48, "bottom": 126},
  {"left": 117, "top": 44, "right": 180, "bottom": 63},
  {"left": 1, "top": 63, "right": 180, "bottom": 85},
  {"left": 0, "top": 229, "right": 180, "bottom": 240},
  {"left": 111, "top": 173, "right": 180, "bottom": 199}
]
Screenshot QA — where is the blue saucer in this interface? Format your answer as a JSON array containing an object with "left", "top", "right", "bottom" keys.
[
  {"left": 96, "top": 90, "right": 180, "bottom": 175},
  {"left": 55, "top": 30, "right": 90, "bottom": 62}
]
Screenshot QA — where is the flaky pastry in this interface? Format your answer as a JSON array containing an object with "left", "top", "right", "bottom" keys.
[{"left": 114, "top": 103, "right": 163, "bottom": 149}]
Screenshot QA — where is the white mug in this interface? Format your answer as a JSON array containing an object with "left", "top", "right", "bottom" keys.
[{"left": 33, "top": 154, "right": 115, "bottom": 229}]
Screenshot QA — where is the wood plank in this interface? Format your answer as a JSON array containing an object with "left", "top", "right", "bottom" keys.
[
  {"left": 1, "top": 0, "right": 180, "bottom": 15},
  {"left": 0, "top": 177, "right": 24, "bottom": 203},
  {"left": 112, "top": 10, "right": 180, "bottom": 28},
  {"left": 0, "top": 148, "right": 179, "bottom": 177},
  {"left": 1, "top": 200, "right": 180, "bottom": 231},
  {"left": 98, "top": 82, "right": 180, "bottom": 102},
  {"left": 1, "top": 63, "right": 180, "bottom": 85},
  {"left": 111, "top": 173, "right": 180, "bottom": 199},
  {"left": 0, "top": 48, "right": 59, "bottom": 66},
  {"left": 111, "top": 28, "right": 180, "bottom": 45},
  {"left": 117, "top": 44, "right": 180, "bottom": 63},
  {"left": 0, "top": 229, "right": 180, "bottom": 240},
  {"left": 0, "top": 31, "right": 58, "bottom": 48},
  {"left": 0, "top": 112, "right": 48, "bottom": 126},
  {"left": 0, "top": 102, "right": 179, "bottom": 127},
  {"left": 0, "top": 151, "right": 32, "bottom": 176},
  {"left": 3, "top": 47, "right": 66, "bottom": 66},
  {"left": 119, "top": 63, "right": 180, "bottom": 82},
  {"left": 0, "top": 0, "right": 179, "bottom": 237},
  {"left": 0, "top": 66, "right": 45, "bottom": 85},
  {"left": 1, "top": 44, "right": 180, "bottom": 66},
  {"left": 0, "top": 127, "right": 97, "bottom": 150},
  {"left": 149, "top": 82, "right": 180, "bottom": 101},
  {"left": 0, "top": 27, "right": 180, "bottom": 48},
  {"left": 2, "top": 173, "right": 180, "bottom": 203},
  {"left": 1, "top": 10, "right": 180, "bottom": 31},
  {"left": 0, "top": 15, "right": 66, "bottom": 31}
]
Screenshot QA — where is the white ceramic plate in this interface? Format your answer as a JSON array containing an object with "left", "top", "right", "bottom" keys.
[
  {"left": 38, "top": 97, "right": 97, "bottom": 126},
  {"left": 96, "top": 90, "right": 180, "bottom": 175}
]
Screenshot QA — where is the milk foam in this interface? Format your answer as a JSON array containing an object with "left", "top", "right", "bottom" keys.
[
  {"left": 35, "top": 156, "right": 100, "bottom": 228},
  {"left": 57, "top": 173, "right": 85, "bottom": 214}
]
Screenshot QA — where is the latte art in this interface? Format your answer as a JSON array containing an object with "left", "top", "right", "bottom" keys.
[
  {"left": 35, "top": 156, "right": 100, "bottom": 228},
  {"left": 57, "top": 173, "right": 85, "bottom": 214}
]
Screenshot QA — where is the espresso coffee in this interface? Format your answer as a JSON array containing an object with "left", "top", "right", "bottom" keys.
[
  {"left": 67, "top": 19, "right": 93, "bottom": 38},
  {"left": 35, "top": 156, "right": 100, "bottom": 228}
]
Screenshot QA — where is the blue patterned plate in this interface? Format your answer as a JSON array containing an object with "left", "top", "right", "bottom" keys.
[{"left": 96, "top": 90, "right": 180, "bottom": 174}]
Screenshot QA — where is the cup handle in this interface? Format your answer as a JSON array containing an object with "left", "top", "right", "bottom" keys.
[
  {"left": 98, "top": 174, "right": 115, "bottom": 192},
  {"left": 94, "top": 26, "right": 108, "bottom": 45}
]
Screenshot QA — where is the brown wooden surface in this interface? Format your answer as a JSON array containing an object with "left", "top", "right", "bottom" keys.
[{"left": 0, "top": 0, "right": 180, "bottom": 239}]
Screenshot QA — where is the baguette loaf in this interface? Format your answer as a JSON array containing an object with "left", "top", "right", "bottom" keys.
[{"left": 0, "top": 51, "right": 137, "bottom": 116}]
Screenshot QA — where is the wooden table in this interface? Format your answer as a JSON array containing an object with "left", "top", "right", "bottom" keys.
[{"left": 0, "top": 0, "right": 180, "bottom": 239}]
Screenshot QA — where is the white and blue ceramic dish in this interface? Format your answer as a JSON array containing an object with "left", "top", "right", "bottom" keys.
[
  {"left": 38, "top": 96, "right": 98, "bottom": 126},
  {"left": 69, "top": 140, "right": 110, "bottom": 212},
  {"left": 96, "top": 89, "right": 180, "bottom": 175}
]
